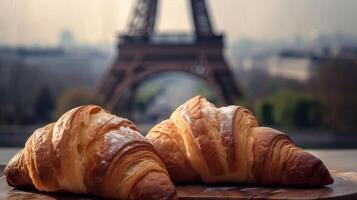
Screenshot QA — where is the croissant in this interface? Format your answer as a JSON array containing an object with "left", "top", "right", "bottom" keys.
[
  {"left": 5, "top": 105, "right": 177, "bottom": 200},
  {"left": 147, "top": 96, "right": 333, "bottom": 186}
]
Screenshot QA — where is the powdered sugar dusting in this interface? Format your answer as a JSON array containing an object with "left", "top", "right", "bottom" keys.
[
  {"left": 102, "top": 126, "right": 147, "bottom": 156},
  {"left": 219, "top": 106, "right": 237, "bottom": 134},
  {"left": 181, "top": 104, "right": 192, "bottom": 124}
]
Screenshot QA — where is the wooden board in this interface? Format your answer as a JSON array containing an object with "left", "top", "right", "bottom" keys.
[
  {"left": 0, "top": 169, "right": 357, "bottom": 200},
  {"left": 177, "top": 169, "right": 357, "bottom": 200}
]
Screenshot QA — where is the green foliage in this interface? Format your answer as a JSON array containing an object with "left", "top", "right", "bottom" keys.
[
  {"left": 273, "top": 90, "right": 301, "bottom": 127},
  {"left": 56, "top": 88, "right": 102, "bottom": 117},
  {"left": 33, "top": 87, "right": 55, "bottom": 122},
  {"left": 256, "top": 100, "right": 275, "bottom": 126},
  {"left": 255, "top": 90, "right": 323, "bottom": 128},
  {"left": 134, "top": 82, "right": 165, "bottom": 112},
  {"left": 294, "top": 98, "right": 323, "bottom": 127}
]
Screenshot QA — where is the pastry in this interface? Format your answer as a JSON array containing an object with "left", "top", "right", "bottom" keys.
[
  {"left": 147, "top": 96, "right": 333, "bottom": 186},
  {"left": 5, "top": 105, "right": 177, "bottom": 199}
]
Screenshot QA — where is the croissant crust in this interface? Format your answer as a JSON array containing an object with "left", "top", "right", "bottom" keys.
[
  {"left": 5, "top": 105, "right": 177, "bottom": 200},
  {"left": 147, "top": 96, "right": 333, "bottom": 186}
]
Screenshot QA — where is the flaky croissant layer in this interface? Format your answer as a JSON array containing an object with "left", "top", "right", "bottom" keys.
[
  {"left": 5, "top": 105, "right": 177, "bottom": 200},
  {"left": 147, "top": 96, "right": 333, "bottom": 186}
]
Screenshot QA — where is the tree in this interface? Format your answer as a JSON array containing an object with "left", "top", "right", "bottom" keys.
[
  {"left": 256, "top": 101, "right": 275, "bottom": 126},
  {"left": 312, "top": 58, "right": 357, "bottom": 131},
  {"left": 33, "top": 87, "right": 55, "bottom": 123},
  {"left": 256, "top": 90, "right": 323, "bottom": 128}
]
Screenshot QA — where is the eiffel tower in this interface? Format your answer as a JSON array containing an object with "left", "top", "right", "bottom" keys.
[{"left": 97, "top": 0, "right": 242, "bottom": 114}]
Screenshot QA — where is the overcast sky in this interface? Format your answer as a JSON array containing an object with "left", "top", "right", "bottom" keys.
[{"left": 1, "top": 0, "right": 357, "bottom": 46}]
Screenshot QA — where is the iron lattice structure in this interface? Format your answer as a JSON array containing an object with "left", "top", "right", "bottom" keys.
[{"left": 97, "top": 0, "right": 242, "bottom": 114}]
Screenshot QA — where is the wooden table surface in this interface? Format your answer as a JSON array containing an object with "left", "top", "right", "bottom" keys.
[{"left": 0, "top": 149, "right": 357, "bottom": 199}]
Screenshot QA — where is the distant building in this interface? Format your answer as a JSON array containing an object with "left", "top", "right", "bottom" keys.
[
  {"left": 234, "top": 33, "right": 357, "bottom": 82},
  {"left": 58, "top": 30, "right": 76, "bottom": 49},
  {"left": 240, "top": 48, "right": 329, "bottom": 82},
  {"left": 0, "top": 46, "right": 112, "bottom": 98},
  {"left": 266, "top": 55, "right": 316, "bottom": 81}
]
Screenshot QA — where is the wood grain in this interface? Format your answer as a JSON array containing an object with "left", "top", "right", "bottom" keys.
[
  {"left": 0, "top": 168, "right": 357, "bottom": 200},
  {"left": 177, "top": 169, "right": 357, "bottom": 199}
]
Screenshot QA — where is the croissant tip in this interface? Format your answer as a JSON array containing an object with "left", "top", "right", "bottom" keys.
[
  {"left": 321, "top": 165, "right": 334, "bottom": 185},
  {"left": 309, "top": 157, "right": 334, "bottom": 186},
  {"left": 130, "top": 171, "right": 177, "bottom": 200},
  {"left": 327, "top": 176, "right": 334, "bottom": 185}
]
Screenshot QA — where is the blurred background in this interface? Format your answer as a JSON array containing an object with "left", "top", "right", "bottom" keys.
[{"left": 0, "top": 0, "right": 357, "bottom": 148}]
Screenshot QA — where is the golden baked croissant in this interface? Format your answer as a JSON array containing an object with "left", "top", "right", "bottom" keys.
[
  {"left": 147, "top": 96, "right": 333, "bottom": 186},
  {"left": 5, "top": 105, "right": 177, "bottom": 200}
]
